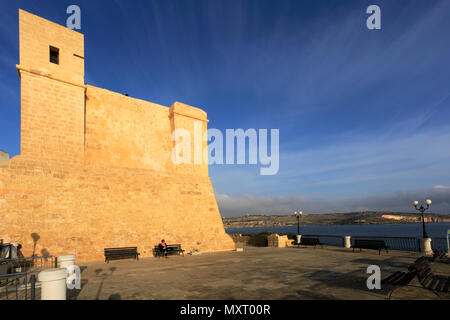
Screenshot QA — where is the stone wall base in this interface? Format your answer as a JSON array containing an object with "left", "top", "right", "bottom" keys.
[{"left": 0, "top": 156, "right": 235, "bottom": 262}]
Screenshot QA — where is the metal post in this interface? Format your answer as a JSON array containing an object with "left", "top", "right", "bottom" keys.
[
  {"left": 421, "top": 209, "right": 428, "bottom": 238},
  {"left": 414, "top": 202, "right": 430, "bottom": 239},
  {"left": 55, "top": 257, "right": 58, "bottom": 268},
  {"left": 25, "top": 274, "right": 27, "bottom": 300},
  {"left": 447, "top": 230, "right": 450, "bottom": 256},
  {"left": 30, "top": 274, "right": 36, "bottom": 300},
  {"left": 15, "top": 277, "right": 19, "bottom": 300},
  {"left": 4, "top": 278, "right": 7, "bottom": 300}
]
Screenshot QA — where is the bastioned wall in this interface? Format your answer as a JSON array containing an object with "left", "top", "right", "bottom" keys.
[{"left": 0, "top": 9, "right": 234, "bottom": 262}]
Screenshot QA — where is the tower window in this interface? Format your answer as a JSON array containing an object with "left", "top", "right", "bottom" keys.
[{"left": 50, "top": 46, "right": 59, "bottom": 64}]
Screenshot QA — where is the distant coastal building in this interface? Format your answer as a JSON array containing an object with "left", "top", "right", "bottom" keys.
[{"left": 0, "top": 151, "right": 9, "bottom": 164}]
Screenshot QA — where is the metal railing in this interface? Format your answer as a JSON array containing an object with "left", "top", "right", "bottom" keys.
[
  {"left": 431, "top": 238, "right": 448, "bottom": 253},
  {"left": 0, "top": 272, "right": 36, "bottom": 300},
  {"left": 0, "top": 255, "right": 57, "bottom": 274},
  {"left": 302, "top": 234, "right": 345, "bottom": 247},
  {"left": 350, "top": 236, "right": 420, "bottom": 252},
  {"left": 300, "top": 235, "right": 448, "bottom": 253}
]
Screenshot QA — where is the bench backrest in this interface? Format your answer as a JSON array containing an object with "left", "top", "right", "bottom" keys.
[
  {"left": 154, "top": 244, "right": 182, "bottom": 250},
  {"left": 354, "top": 239, "right": 386, "bottom": 247},
  {"left": 412, "top": 257, "right": 432, "bottom": 280},
  {"left": 105, "top": 247, "right": 138, "bottom": 254}
]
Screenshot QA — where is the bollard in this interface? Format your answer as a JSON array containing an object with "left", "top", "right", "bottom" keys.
[
  {"left": 59, "top": 254, "right": 77, "bottom": 289},
  {"left": 296, "top": 235, "right": 301, "bottom": 245},
  {"left": 59, "top": 254, "right": 76, "bottom": 269},
  {"left": 38, "top": 268, "right": 67, "bottom": 300},
  {"left": 344, "top": 236, "right": 351, "bottom": 249},
  {"left": 421, "top": 238, "right": 433, "bottom": 256}
]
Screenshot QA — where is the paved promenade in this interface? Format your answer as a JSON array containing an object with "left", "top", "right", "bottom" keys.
[{"left": 69, "top": 246, "right": 449, "bottom": 300}]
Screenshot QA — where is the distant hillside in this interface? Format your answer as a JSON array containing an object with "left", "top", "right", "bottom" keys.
[{"left": 223, "top": 211, "right": 450, "bottom": 229}]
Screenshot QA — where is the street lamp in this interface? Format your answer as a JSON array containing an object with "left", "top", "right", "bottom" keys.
[
  {"left": 413, "top": 199, "right": 432, "bottom": 239},
  {"left": 294, "top": 211, "right": 303, "bottom": 243}
]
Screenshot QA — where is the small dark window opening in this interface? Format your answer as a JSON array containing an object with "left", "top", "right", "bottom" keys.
[{"left": 50, "top": 46, "right": 59, "bottom": 64}]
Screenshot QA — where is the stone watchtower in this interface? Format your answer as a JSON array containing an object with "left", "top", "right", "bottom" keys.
[{"left": 0, "top": 10, "right": 235, "bottom": 261}]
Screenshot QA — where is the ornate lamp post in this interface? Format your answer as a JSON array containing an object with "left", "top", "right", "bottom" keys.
[
  {"left": 294, "top": 211, "right": 302, "bottom": 244},
  {"left": 413, "top": 199, "right": 431, "bottom": 238},
  {"left": 413, "top": 199, "right": 433, "bottom": 255}
]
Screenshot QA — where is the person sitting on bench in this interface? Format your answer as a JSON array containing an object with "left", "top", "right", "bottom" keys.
[{"left": 158, "top": 239, "right": 169, "bottom": 258}]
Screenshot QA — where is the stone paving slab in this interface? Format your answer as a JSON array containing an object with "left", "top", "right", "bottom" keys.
[{"left": 68, "top": 246, "right": 449, "bottom": 300}]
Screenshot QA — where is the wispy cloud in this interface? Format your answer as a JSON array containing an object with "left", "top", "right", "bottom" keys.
[
  {"left": 217, "top": 186, "right": 450, "bottom": 217},
  {"left": 211, "top": 121, "right": 450, "bottom": 198}
]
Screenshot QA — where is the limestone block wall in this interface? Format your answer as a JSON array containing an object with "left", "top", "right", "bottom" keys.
[
  {"left": 267, "top": 234, "right": 279, "bottom": 247},
  {"left": 0, "top": 156, "right": 235, "bottom": 261},
  {"left": 169, "top": 102, "right": 209, "bottom": 176},
  {"left": 84, "top": 86, "right": 209, "bottom": 175},
  {"left": 20, "top": 71, "right": 85, "bottom": 160},
  {"left": 267, "top": 234, "right": 291, "bottom": 248},
  {"left": 229, "top": 234, "right": 269, "bottom": 247},
  {"left": 84, "top": 85, "right": 175, "bottom": 172}
]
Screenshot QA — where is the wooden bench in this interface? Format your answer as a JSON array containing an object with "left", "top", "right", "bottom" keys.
[
  {"left": 153, "top": 244, "right": 185, "bottom": 258},
  {"left": 299, "top": 237, "right": 323, "bottom": 249},
  {"left": 351, "top": 239, "right": 389, "bottom": 255},
  {"left": 411, "top": 256, "right": 450, "bottom": 294},
  {"left": 382, "top": 258, "right": 418, "bottom": 299},
  {"left": 383, "top": 256, "right": 450, "bottom": 299},
  {"left": 431, "top": 249, "right": 449, "bottom": 264},
  {"left": 104, "top": 247, "right": 139, "bottom": 263},
  {"left": 382, "top": 270, "right": 416, "bottom": 287}
]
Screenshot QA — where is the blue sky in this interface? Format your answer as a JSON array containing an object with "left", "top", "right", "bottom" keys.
[{"left": 1, "top": 1, "right": 450, "bottom": 216}]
